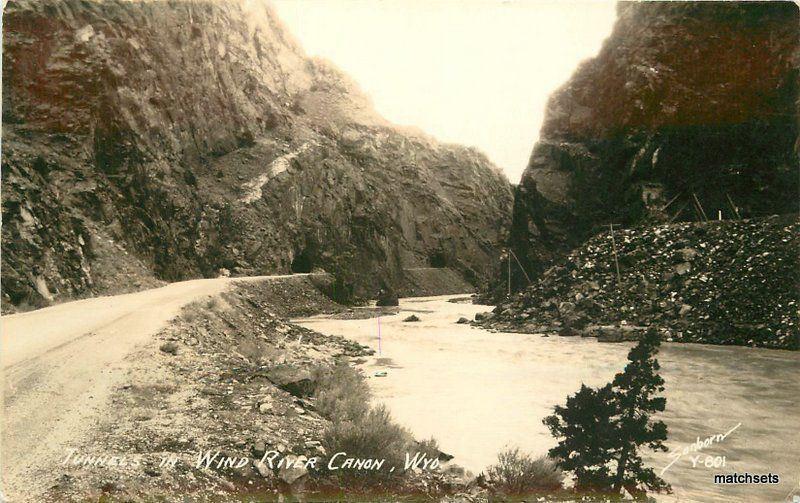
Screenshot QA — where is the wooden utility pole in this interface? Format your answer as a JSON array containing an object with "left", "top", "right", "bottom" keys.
[
  {"left": 659, "top": 192, "right": 682, "bottom": 212},
  {"left": 507, "top": 251, "right": 512, "bottom": 297},
  {"left": 726, "top": 193, "right": 742, "bottom": 220},
  {"left": 668, "top": 203, "right": 687, "bottom": 223},
  {"left": 509, "top": 249, "right": 532, "bottom": 286},
  {"left": 692, "top": 192, "right": 709, "bottom": 222},
  {"left": 609, "top": 223, "right": 622, "bottom": 286}
]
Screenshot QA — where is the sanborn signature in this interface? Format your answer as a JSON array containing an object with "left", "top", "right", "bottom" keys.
[{"left": 660, "top": 422, "right": 742, "bottom": 476}]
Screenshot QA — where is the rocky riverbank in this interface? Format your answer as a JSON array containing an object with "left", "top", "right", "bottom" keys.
[
  {"left": 41, "top": 280, "right": 482, "bottom": 502},
  {"left": 478, "top": 216, "right": 799, "bottom": 350}
]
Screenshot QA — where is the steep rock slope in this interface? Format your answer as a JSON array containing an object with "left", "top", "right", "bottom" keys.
[
  {"left": 1, "top": 0, "right": 513, "bottom": 310},
  {"left": 510, "top": 1, "right": 799, "bottom": 282}
]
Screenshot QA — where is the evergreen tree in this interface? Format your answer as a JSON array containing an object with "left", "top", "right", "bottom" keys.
[
  {"left": 608, "top": 330, "right": 670, "bottom": 495},
  {"left": 543, "top": 384, "right": 618, "bottom": 493},
  {"left": 544, "top": 329, "right": 671, "bottom": 497}
]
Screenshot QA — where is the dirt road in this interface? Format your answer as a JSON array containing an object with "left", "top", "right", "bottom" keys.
[{"left": 0, "top": 274, "right": 303, "bottom": 501}]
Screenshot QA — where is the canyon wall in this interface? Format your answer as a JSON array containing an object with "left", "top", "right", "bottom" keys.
[
  {"left": 1, "top": 0, "right": 513, "bottom": 309},
  {"left": 510, "top": 1, "right": 799, "bottom": 283}
]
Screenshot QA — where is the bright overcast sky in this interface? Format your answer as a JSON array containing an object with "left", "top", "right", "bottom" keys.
[{"left": 271, "top": 0, "right": 618, "bottom": 183}]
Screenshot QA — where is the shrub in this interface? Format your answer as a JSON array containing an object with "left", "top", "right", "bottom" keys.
[
  {"left": 486, "top": 448, "right": 563, "bottom": 496},
  {"left": 312, "top": 362, "right": 371, "bottom": 422},
  {"left": 321, "top": 405, "right": 412, "bottom": 487},
  {"left": 205, "top": 296, "right": 220, "bottom": 310},
  {"left": 181, "top": 300, "right": 205, "bottom": 323},
  {"left": 313, "top": 362, "right": 445, "bottom": 491}
]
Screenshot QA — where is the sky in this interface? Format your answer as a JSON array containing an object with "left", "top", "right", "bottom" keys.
[{"left": 271, "top": 0, "right": 618, "bottom": 183}]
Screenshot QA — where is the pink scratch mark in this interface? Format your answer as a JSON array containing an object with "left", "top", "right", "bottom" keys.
[{"left": 377, "top": 316, "right": 382, "bottom": 355}]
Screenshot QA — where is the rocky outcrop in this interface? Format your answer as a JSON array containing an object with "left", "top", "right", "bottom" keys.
[
  {"left": 482, "top": 216, "right": 799, "bottom": 350},
  {"left": 1, "top": 0, "right": 512, "bottom": 310},
  {"left": 510, "top": 2, "right": 799, "bottom": 283}
]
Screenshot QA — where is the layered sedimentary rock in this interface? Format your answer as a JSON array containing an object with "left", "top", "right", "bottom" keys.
[
  {"left": 510, "top": 1, "right": 799, "bottom": 284},
  {"left": 1, "top": 0, "right": 513, "bottom": 310}
]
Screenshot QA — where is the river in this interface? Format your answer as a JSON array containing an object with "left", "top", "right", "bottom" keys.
[{"left": 295, "top": 295, "right": 800, "bottom": 503}]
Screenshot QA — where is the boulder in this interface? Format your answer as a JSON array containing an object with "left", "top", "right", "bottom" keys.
[
  {"left": 251, "top": 440, "right": 267, "bottom": 459},
  {"left": 277, "top": 455, "right": 309, "bottom": 484},
  {"left": 557, "top": 301, "right": 575, "bottom": 315},
  {"left": 403, "top": 314, "right": 420, "bottom": 322},
  {"left": 563, "top": 313, "right": 589, "bottom": 330},
  {"left": 254, "top": 460, "right": 273, "bottom": 479},
  {"left": 679, "top": 247, "right": 700, "bottom": 262},
  {"left": 558, "top": 325, "right": 578, "bottom": 337},
  {"left": 265, "top": 365, "right": 315, "bottom": 397},
  {"left": 376, "top": 288, "right": 399, "bottom": 307},
  {"left": 592, "top": 325, "right": 646, "bottom": 343}
]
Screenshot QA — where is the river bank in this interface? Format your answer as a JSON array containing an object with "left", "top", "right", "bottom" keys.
[
  {"left": 15, "top": 279, "right": 473, "bottom": 503},
  {"left": 6, "top": 276, "right": 797, "bottom": 502},
  {"left": 484, "top": 217, "right": 799, "bottom": 350},
  {"left": 296, "top": 294, "right": 800, "bottom": 503}
]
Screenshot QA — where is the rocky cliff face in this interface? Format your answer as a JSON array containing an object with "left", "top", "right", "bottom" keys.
[
  {"left": 1, "top": 0, "right": 513, "bottom": 310},
  {"left": 510, "top": 1, "right": 799, "bottom": 283}
]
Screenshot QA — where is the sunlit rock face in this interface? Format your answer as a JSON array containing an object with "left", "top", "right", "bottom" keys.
[
  {"left": 511, "top": 1, "right": 799, "bottom": 283},
  {"left": 1, "top": 0, "right": 512, "bottom": 309}
]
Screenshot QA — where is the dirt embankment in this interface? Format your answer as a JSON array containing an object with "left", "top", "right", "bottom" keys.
[{"left": 36, "top": 281, "right": 472, "bottom": 502}]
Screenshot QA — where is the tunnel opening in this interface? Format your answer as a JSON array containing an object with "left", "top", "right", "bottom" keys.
[
  {"left": 291, "top": 247, "right": 314, "bottom": 273},
  {"left": 428, "top": 251, "right": 447, "bottom": 268}
]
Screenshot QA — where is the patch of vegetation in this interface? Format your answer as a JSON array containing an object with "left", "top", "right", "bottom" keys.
[
  {"left": 321, "top": 405, "right": 412, "bottom": 487},
  {"left": 312, "top": 362, "right": 371, "bottom": 422},
  {"left": 236, "top": 339, "right": 283, "bottom": 366},
  {"left": 205, "top": 296, "right": 220, "bottom": 310},
  {"left": 175, "top": 295, "right": 224, "bottom": 326},
  {"left": 313, "top": 362, "right": 419, "bottom": 489},
  {"left": 414, "top": 437, "right": 443, "bottom": 461},
  {"left": 181, "top": 301, "right": 205, "bottom": 323},
  {"left": 485, "top": 448, "right": 563, "bottom": 497}
]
